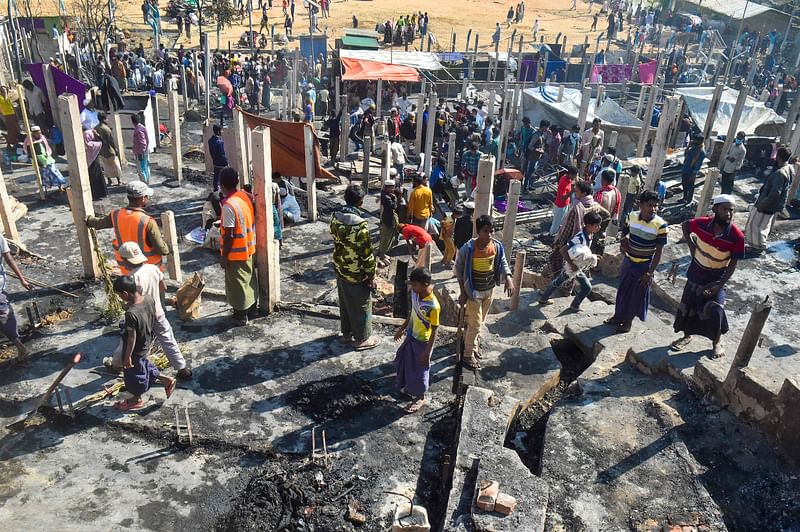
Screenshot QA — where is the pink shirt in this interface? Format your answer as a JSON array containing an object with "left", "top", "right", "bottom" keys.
[
  {"left": 132, "top": 123, "right": 148, "bottom": 155},
  {"left": 84, "top": 129, "right": 102, "bottom": 165}
]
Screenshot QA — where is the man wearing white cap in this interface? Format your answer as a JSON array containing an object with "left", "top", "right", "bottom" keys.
[
  {"left": 670, "top": 193, "right": 744, "bottom": 359},
  {"left": 87, "top": 181, "right": 169, "bottom": 275},
  {"left": 107, "top": 242, "right": 192, "bottom": 379}
]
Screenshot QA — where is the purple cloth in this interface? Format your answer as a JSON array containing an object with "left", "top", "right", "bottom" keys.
[
  {"left": 133, "top": 123, "right": 148, "bottom": 155},
  {"left": 493, "top": 198, "right": 532, "bottom": 214},
  {"left": 123, "top": 356, "right": 160, "bottom": 395},
  {"left": 395, "top": 335, "right": 429, "bottom": 397},
  {"left": 26, "top": 63, "right": 88, "bottom": 112},
  {"left": 611, "top": 257, "right": 651, "bottom": 323}
]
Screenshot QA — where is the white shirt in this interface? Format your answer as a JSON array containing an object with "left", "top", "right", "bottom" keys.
[
  {"left": 222, "top": 203, "right": 237, "bottom": 229},
  {"left": 131, "top": 263, "right": 165, "bottom": 318},
  {"left": 391, "top": 142, "right": 406, "bottom": 165},
  {"left": 396, "top": 98, "right": 412, "bottom": 117},
  {"left": 80, "top": 108, "right": 99, "bottom": 129},
  {"left": 25, "top": 86, "right": 46, "bottom": 116}
]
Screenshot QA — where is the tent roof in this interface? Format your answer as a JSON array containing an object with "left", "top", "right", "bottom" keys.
[
  {"left": 340, "top": 35, "right": 380, "bottom": 50},
  {"left": 339, "top": 49, "right": 444, "bottom": 71},
  {"left": 681, "top": 0, "right": 774, "bottom": 20},
  {"left": 675, "top": 86, "right": 784, "bottom": 135},
  {"left": 341, "top": 57, "right": 420, "bottom": 82}
]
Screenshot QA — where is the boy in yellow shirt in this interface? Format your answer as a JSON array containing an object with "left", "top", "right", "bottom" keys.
[
  {"left": 440, "top": 206, "right": 461, "bottom": 266},
  {"left": 393, "top": 267, "right": 439, "bottom": 413}
]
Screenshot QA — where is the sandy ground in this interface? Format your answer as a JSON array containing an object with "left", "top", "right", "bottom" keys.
[{"left": 52, "top": 0, "right": 603, "bottom": 53}]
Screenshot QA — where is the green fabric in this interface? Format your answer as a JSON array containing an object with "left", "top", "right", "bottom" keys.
[
  {"left": 336, "top": 276, "right": 372, "bottom": 342},
  {"left": 378, "top": 215, "right": 398, "bottom": 256},
  {"left": 330, "top": 207, "right": 376, "bottom": 284},
  {"left": 225, "top": 256, "right": 257, "bottom": 311}
]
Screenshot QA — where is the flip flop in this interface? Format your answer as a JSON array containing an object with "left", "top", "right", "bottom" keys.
[
  {"left": 615, "top": 324, "right": 632, "bottom": 334},
  {"left": 404, "top": 398, "right": 427, "bottom": 414},
  {"left": 354, "top": 337, "right": 380, "bottom": 351},
  {"left": 670, "top": 336, "right": 693, "bottom": 351},
  {"left": 165, "top": 378, "right": 177, "bottom": 399},
  {"left": 709, "top": 344, "right": 725, "bottom": 359},
  {"left": 114, "top": 399, "right": 145, "bottom": 411}
]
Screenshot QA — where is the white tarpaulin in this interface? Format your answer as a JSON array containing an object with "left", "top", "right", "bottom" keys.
[
  {"left": 338, "top": 49, "right": 444, "bottom": 71},
  {"left": 522, "top": 86, "right": 643, "bottom": 157},
  {"left": 676, "top": 87, "right": 785, "bottom": 137}
]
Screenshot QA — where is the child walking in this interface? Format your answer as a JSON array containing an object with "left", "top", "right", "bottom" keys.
[
  {"left": 538, "top": 211, "right": 603, "bottom": 311},
  {"left": 394, "top": 267, "right": 440, "bottom": 413},
  {"left": 113, "top": 275, "right": 176, "bottom": 411},
  {"left": 440, "top": 207, "right": 460, "bottom": 267}
]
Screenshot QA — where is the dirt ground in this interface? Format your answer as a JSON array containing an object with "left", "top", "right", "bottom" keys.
[{"left": 42, "top": 0, "right": 604, "bottom": 54}]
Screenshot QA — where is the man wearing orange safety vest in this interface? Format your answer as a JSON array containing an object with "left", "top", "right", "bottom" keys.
[
  {"left": 87, "top": 181, "right": 169, "bottom": 275},
  {"left": 219, "top": 167, "right": 258, "bottom": 326}
]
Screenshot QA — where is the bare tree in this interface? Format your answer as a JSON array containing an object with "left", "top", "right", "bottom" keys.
[{"left": 70, "top": 0, "right": 115, "bottom": 68}]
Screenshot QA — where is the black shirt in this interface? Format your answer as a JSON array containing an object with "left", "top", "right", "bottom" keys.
[
  {"left": 123, "top": 295, "right": 155, "bottom": 358},
  {"left": 380, "top": 190, "right": 399, "bottom": 227},
  {"left": 454, "top": 215, "right": 473, "bottom": 250}
]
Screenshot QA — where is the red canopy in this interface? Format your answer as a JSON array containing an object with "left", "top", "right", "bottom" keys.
[{"left": 341, "top": 58, "right": 420, "bottom": 82}]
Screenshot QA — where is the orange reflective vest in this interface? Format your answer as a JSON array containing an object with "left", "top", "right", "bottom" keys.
[
  {"left": 111, "top": 208, "right": 162, "bottom": 274},
  {"left": 221, "top": 191, "right": 256, "bottom": 261}
]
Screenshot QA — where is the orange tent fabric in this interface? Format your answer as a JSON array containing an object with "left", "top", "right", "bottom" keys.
[
  {"left": 239, "top": 108, "right": 336, "bottom": 180},
  {"left": 341, "top": 57, "right": 420, "bottom": 82}
]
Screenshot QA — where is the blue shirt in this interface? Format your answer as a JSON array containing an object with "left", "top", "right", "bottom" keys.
[
  {"left": 656, "top": 181, "right": 666, "bottom": 201},
  {"left": 208, "top": 135, "right": 228, "bottom": 167},
  {"left": 430, "top": 166, "right": 445, "bottom": 189}
]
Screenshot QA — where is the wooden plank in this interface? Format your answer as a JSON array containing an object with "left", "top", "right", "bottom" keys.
[
  {"left": 160, "top": 211, "right": 183, "bottom": 283},
  {"left": 304, "top": 124, "right": 317, "bottom": 221},
  {"left": 167, "top": 83, "right": 183, "bottom": 183},
  {"left": 252, "top": 127, "right": 280, "bottom": 313},
  {"left": 0, "top": 166, "right": 20, "bottom": 243},
  {"left": 16, "top": 84, "right": 44, "bottom": 200}
]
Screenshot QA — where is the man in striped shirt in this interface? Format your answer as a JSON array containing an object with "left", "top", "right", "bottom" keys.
[
  {"left": 606, "top": 190, "right": 667, "bottom": 333},
  {"left": 670, "top": 194, "right": 744, "bottom": 359}
]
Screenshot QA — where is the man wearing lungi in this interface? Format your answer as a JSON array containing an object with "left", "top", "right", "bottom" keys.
[
  {"left": 670, "top": 194, "right": 744, "bottom": 359},
  {"left": 606, "top": 190, "right": 667, "bottom": 333}
]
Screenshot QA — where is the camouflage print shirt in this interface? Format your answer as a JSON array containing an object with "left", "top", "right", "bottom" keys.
[{"left": 330, "top": 206, "right": 376, "bottom": 284}]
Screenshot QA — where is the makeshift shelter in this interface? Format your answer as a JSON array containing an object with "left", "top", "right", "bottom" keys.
[
  {"left": 239, "top": 109, "right": 336, "bottom": 180},
  {"left": 338, "top": 49, "right": 444, "bottom": 71},
  {"left": 676, "top": 87, "right": 786, "bottom": 137},
  {"left": 522, "top": 86, "right": 644, "bottom": 157},
  {"left": 341, "top": 58, "right": 420, "bottom": 82}
]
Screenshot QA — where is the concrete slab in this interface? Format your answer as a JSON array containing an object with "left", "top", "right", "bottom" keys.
[
  {"left": 443, "top": 386, "right": 520, "bottom": 532},
  {"left": 541, "top": 371, "right": 728, "bottom": 532},
  {"left": 475, "top": 335, "right": 562, "bottom": 411},
  {"left": 471, "top": 446, "right": 549, "bottom": 532}
]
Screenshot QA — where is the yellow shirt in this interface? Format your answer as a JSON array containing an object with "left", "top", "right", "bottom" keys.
[
  {"left": 0, "top": 96, "right": 14, "bottom": 116},
  {"left": 410, "top": 290, "right": 440, "bottom": 342},
  {"left": 407, "top": 185, "right": 434, "bottom": 220}
]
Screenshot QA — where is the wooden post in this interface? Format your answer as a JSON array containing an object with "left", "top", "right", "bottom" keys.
[
  {"left": 42, "top": 64, "right": 59, "bottom": 128},
  {"left": 596, "top": 84, "right": 605, "bottom": 107},
  {"left": 461, "top": 71, "right": 469, "bottom": 102},
  {"left": 232, "top": 107, "right": 250, "bottom": 186},
  {"left": 167, "top": 84, "right": 183, "bottom": 183},
  {"left": 509, "top": 250, "right": 525, "bottom": 310},
  {"left": 376, "top": 78, "right": 383, "bottom": 120},
  {"left": 252, "top": 126, "right": 280, "bottom": 313},
  {"left": 501, "top": 179, "right": 521, "bottom": 252},
  {"left": 180, "top": 64, "right": 189, "bottom": 110},
  {"left": 557, "top": 84, "right": 564, "bottom": 102},
  {"left": 109, "top": 112, "right": 128, "bottom": 165},
  {"left": 150, "top": 92, "right": 161, "bottom": 148},
  {"left": 636, "top": 85, "right": 659, "bottom": 158},
  {"left": 160, "top": 211, "right": 183, "bottom": 283},
  {"left": 17, "top": 84, "right": 45, "bottom": 200},
  {"left": 516, "top": 36, "right": 525, "bottom": 82},
  {"left": 473, "top": 155, "right": 495, "bottom": 236},
  {"left": 423, "top": 241, "right": 433, "bottom": 270},
  {"left": 381, "top": 139, "right": 391, "bottom": 186},
  {"left": 362, "top": 135, "right": 372, "bottom": 195},
  {"left": 725, "top": 296, "right": 772, "bottom": 384},
  {"left": 203, "top": 120, "right": 214, "bottom": 177},
  {"left": 635, "top": 84, "right": 646, "bottom": 118},
  {"left": 695, "top": 167, "right": 721, "bottom": 218},
  {"left": 303, "top": 124, "right": 317, "bottom": 221},
  {"left": 58, "top": 94, "right": 100, "bottom": 279},
  {"left": 645, "top": 96, "right": 681, "bottom": 190},
  {"left": 487, "top": 89, "right": 496, "bottom": 120},
  {"left": 414, "top": 89, "right": 425, "bottom": 155},
  {"left": 203, "top": 32, "right": 211, "bottom": 119},
  {"left": 446, "top": 131, "right": 456, "bottom": 178},
  {"left": 339, "top": 94, "right": 349, "bottom": 161},
  {"left": 423, "top": 92, "right": 436, "bottom": 177},
  {"left": 608, "top": 130, "right": 618, "bottom": 149},
  {"left": 718, "top": 85, "right": 749, "bottom": 172},
  {"left": 576, "top": 86, "right": 591, "bottom": 134},
  {"left": 783, "top": 89, "right": 800, "bottom": 143},
  {"left": 498, "top": 91, "right": 512, "bottom": 169},
  {"left": 335, "top": 77, "right": 341, "bottom": 114},
  {"left": 701, "top": 83, "right": 724, "bottom": 147},
  {"left": 0, "top": 167, "right": 20, "bottom": 243}
]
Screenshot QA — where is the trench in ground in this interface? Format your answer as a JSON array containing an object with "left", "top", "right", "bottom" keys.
[{"left": 505, "top": 337, "right": 593, "bottom": 474}]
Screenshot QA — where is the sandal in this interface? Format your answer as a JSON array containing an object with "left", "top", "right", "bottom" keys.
[
  {"left": 615, "top": 324, "right": 632, "bottom": 334},
  {"left": 114, "top": 398, "right": 145, "bottom": 411},
  {"left": 463, "top": 358, "right": 481, "bottom": 370},
  {"left": 404, "top": 398, "right": 427, "bottom": 413},
  {"left": 709, "top": 343, "right": 725, "bottom": 359},
  {"left": 165, "top": 378, "right": 177, "bottom": 398},
  {"left": 670, "top": 336, "right": 693, "bottom": 351},
  {"left": 354, "top": 337, "right": 380, "bottom": 351}
]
